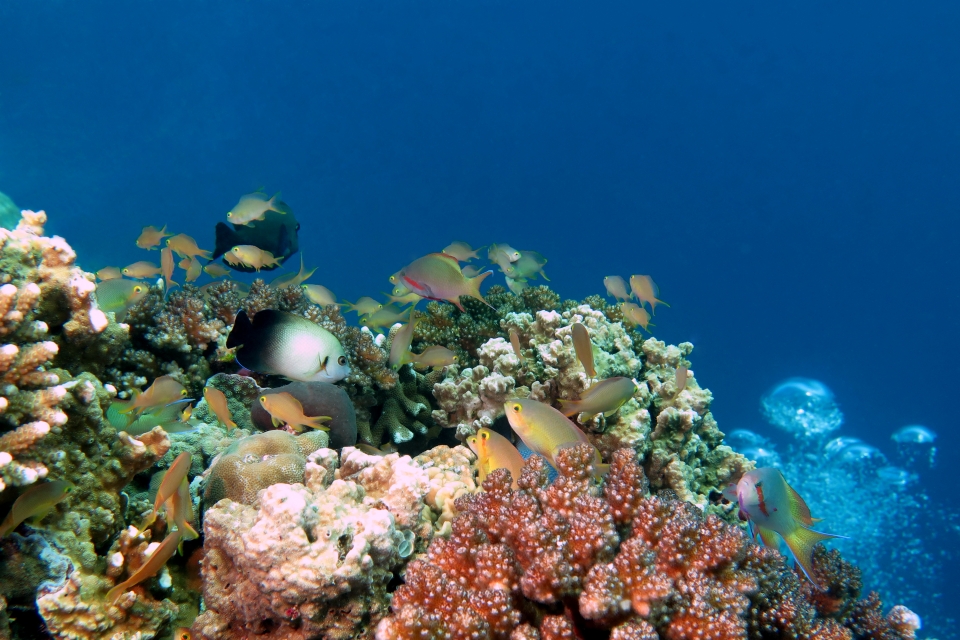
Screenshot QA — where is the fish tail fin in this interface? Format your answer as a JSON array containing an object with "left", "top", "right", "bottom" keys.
[
  {"left": 556, "top": 398, "right": 581, "bottom": 417},
  {"left": 782, "top": 526, "right": 845, "bottom": 589},
  {"left": 305, "top": 416, "right": 331, "bottom": 431},
  {"left": 117, "top": 390, "right": 142, "bottom": 414},
  {"left": 467, "top": 270, "right": 495, "bottom": 308},
  {"left": 270, "top": 191, "right": 283, "bottom": 211},
  {"left": 225, "top": 418, "right": 237, "bottom": 431},
  {"left": 226, "top": 310, "right": 253, "bottom": 349},
  {"left": 541, "top": 269, "right": 550, "bottom": 281}
]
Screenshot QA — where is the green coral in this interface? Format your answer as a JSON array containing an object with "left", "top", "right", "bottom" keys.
[{"left": 365, "top": 366, "right": 441, "bottom": 446}]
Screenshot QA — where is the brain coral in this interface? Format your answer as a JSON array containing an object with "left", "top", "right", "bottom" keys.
[{"left": 202, "top": 430, "right": 328, "bottom": 507}]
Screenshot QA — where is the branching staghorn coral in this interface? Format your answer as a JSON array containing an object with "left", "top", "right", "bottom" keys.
[{"left": 378, "top": 445, "right": 917, "bottom": 640}]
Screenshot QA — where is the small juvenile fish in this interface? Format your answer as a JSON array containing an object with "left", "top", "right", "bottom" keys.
[
  {"left": 166, "top": 234, "right": 211, "bottom": 260},
  {"left": 203, "top": 387, "right": 236, "bottom": 430},
  {"left": 227, "top": 191, "right": 283, "bottom": 226},
  {"left": 224, "top": 245, "right": 280, "bottom": 272},
  {"left": 729, "top": 468, "right": 845, "bottom": 587},
  {"left": 558, "top": 377, "right": 637, "bottom": 422},
  {"left": 120, "top": 376, "right": 189, "bottom": 416},
  {"left": 203, "top": 263, "right": 231, "bottom": 278},
  {"left": 360, "top": 305, "right": 410, "bottom": 332},
  {"left": 96, "top": 266, "right": 123, "bottom": 281},
  {"left": 570, "top": 323, "right": 595, "bottom": 377},
  {"left": 675, "top": 366, "right": 688, "bottom": 392},
  {"left": 301, "top": 284, "right": 338, "bottom": 307},
  {"left": 259, "top": 392, "right": 331, "bottom": 432},
  {"left": 408, "top": 345, "right": 458, "bottom": 370},
  {"left": 442, "top": 241, "right": 483, "bottom": 262},
  {"left": 504, "top": 398, "right": 607, "bottom": 475},
  {"left": 140, "top": 452, "right": 192, "bottom": 531},
  {"left": 161, "top": 247, "right": 178, "bottom": 290},
  {"left": 270, "top": 255, "right": 316, "bottom": 289},
  {"left": 488, "top": 243, "right": 521, "bottom": 263},
  {"left": 227, "top": 309, "right": 350, "bottom": 383},
  {"left": 388, "top": 317, "right": 419, "bottom": 371},
  {"left": 502, "top": 250, "right": 549, "bottom": 281},
  {"left": 468, "top": 427, "right": 525, "bottom": 489},
  {"left": 391, "top": 253, "right": 493, "bottom": 311},
  {"left": 603, "top": 276, "right": 632, "bottom": 301},
  {"left": 343, "top": 296, "right": 383, "bottom": 316},
  {"left": 0, "top": 480, "right": 74, "bottom": 538},
  {"left": 96, "top": 279, "right": 148, "bottom": 321},
  {"left": 620, "top": 302, "right": 654, "bottom": 332},
  {"left": 509, "top": 329, "right": 525, "bottom": 364},
  {"left": 629, "top": 275, "right": 669, "bottom": 314},
  {"left": 106, "top": 529, "right": 182, "bottom": 603},
  {"left": 136, "top": 225, "right": 170, "bottom": 250}
]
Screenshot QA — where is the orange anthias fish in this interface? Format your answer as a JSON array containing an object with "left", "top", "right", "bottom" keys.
[
  {"left": 391, "top": 253, "right": 493, "bottom": 311},
  {"left": 603, "top": 276, "right": 633, "bottom": 301},
  {"left": 139, "top": 451, "right": 192, "bottom": 531},
  {"left": 0, "top": 480, "right": 74, "bottom": 538},
  {"left": 270, "top": 255, "right": 316, "bottom": 289},
  {"left": 161, "top": 247, "right": 178, "bottom": 290},
  {"left": 408, "top": 345, "right": 458, "bottom": 370},
  {"left": 388, "top": 317, "right": 419, "bottom": 371},
  {"left": 225, "top": 245, "right": 280, "bottom": 272},
  {"left": 166, "top": 234, "right": 211, "bottom": 260},
  {"left": 629, "top": 275, "right": 670, "bottom": 314},
  {"left": 178, "top": 256, "right": 202, "bottom": 283},
  {"left": 122, "top": 261, "right": 161, "bottom": 279},
  {"left": 620, "top": 302, "right": 654, "bottom": 332},
  {"left": 203, "top": 387, "right": 236, "bottom": 430},
  {"left": 106, "top": 529, "right": 182, "bottom": 603},
  {"left": 120, "top": 376, "right": 188, "bottom": 416},
  {"left": 442, "top": 241, "right": 483, "bottom": 262},
  {"left": 728, "top": 468, "right": 846, "bottom": 588},
  {"left": 343, "top": 296, "right": 382, "bottom": 317},
  {"left": 360, "top": 305, "right": 411, "bottom": 332},
  {"left": 301, "top": 284, "right": 338, "bottom": 307},
  {"left": 509, "top": 329, "right": 525, "bottom": 364},
  {"left": 570, "top": 322, "right": 595, "bottom": 377},
  {"left": 136, "top": 225, "right": 170, "bottom": 250},
  {"left": 259, "top": 392, "right": 331, "bottom": 432},
  {"left": 558, "top": 377, "right": 638, "bottom": 422},
  {"left": 227, "top": 191, "right": 283, "bottom": 226},
  {"left": 96, "top": 266, "right": 123, "bottom": 281},
  {"left": 468, "top": 427, "right": 525, "bottom": 489}
]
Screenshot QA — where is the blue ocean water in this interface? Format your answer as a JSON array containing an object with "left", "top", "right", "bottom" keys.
[{"left": 1, "top": 0, "right": 957, "bottom": 633}]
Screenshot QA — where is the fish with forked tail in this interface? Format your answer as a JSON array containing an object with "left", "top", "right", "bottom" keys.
[{"left": 212, "top": 200, "right": 299, "bottom": 272}]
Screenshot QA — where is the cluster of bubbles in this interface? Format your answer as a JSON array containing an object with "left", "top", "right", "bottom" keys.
[
  {"left": 728, "top": 378, "right": 955, "bottom": 636},
  {"left": 760, "top": 377, "right": 844, "bottom": 438}
]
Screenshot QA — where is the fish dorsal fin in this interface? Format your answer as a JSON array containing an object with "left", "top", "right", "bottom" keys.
[{"left": 786, "top": 482, "right": 815, "bottom": 526}]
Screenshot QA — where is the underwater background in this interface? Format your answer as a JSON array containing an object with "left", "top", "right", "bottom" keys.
[{"left": 1, "top": 0, "right": 958, "bottom": 638}]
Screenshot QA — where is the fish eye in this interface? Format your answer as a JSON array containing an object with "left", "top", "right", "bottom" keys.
[
  {"left": 134, "top": 286, "right": 143, "bottom": 293},
  {"left": 181, "top": 389, "right": 188, "bottom": 396},
  {"left": 512, "top": 404, "right": 521, "bottom": 413},
  {"left": 338, "top": 356, "right": 347, "bottom": 366},
  {"left": 453, "top": 356, "right": 459, "bottom": 362},
  {"left": 480, "top": 432, "right": 489, "bottom": 440},
  {"left": 227, "top": 212, "right": 233, "bottom": 218},
  {"left": 389, "top": 276, "right": 397, "bottom": 283}
]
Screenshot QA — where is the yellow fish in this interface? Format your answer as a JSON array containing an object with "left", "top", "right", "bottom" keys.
[
  {"left": 629, "top": 275, "right": 669, "bottom": 314},
  {"left": 603, "top": 276, "right": 632, "bottom": 301},
  {"left": 227, "top": 191, "right": 283, "bottom": 226},
  {"left": 468, "top": 428, "right": 524, "bottom": 489},
  {"left": 95, "top": 279, "right": 148, "bottom": 321},
  {"left": 136, "top": 224, "right": 170, "bottom": 250},
  {"left": 184, "top": 257, "right": 202, "bottom": 283},
  {"left": 558, "top": 377, "right": 638, "bottom": 422},
  {"left": 442, "top": 241, "right": 483, "bottom": 262},
  {"left": 122, "top": 261, "right": 160, "bottom": 279},
  {"left": 730, "top": 468, "right": 846, "bottom": 588},
  {"left": 161, "top": 247, "right": 178, "bottom": 290},
  {"left": 203, "top": 387, "right": 236, "bottom": 430},
  {"left": 270, "top": 255, "right": 316, "bottom": 289},
  {"left": 120, "top": 376, "right": 188, "bottom": 416},
  {"left": 487, "top": 243, "right": 521, "bottom": 263},
  {"left": 96, "top": 266, "right": 123, "bottom": 281},
  {"left": 301, "top": 284, "right": 338, "bottom": 307},
  {"left": 258, "top": 392, "right": 331, "bottom": 432},
  {"left": 224, "top": 245, "right": 280, "bottom": 272},
  {"left": 0, "top": 480, "right": 74, "bottom": 538},
  {"left": 203, "top": 263, "right": 231, "bottom": 278},
  {"left": 360, "top": 305, "right": 411, "bottom": 332},
  {"left": 166, "top": 234, "right": 211, "bottom": 260},
  {"left": 504, "top": 398, "right": 607, "bottom": 475},
  {"left": 676, "top": 366, "right": 688, "bottom": 392},
  {"left": 106, "top": 529, "right": 182, "bottom": 603},
  {"left": 509, "top": 329, "right": 525, "bottom": 364},
  {"left": 505, "top": 276, "right": 527, "bottom": 295},
  {"left": 388, "top": 317, "right": 419, "bottom": 371},
  {"left": 385, "top": 291, "right": 422, "bottom": 306},
  {"left": 570, "top": 322, "right": 595, "bottom": 377},
  {"left": 343, "top": 296, "right": 382, "bottom": 316},
  {"left": 501, "top": 250, "right": 549, "bottom": 282},
  {"left": 408, "top": 345, "right": 458, "bottom": 370},
  {"left": 620, "top": 302, "right": 654, "bottom": 332},
  {"left": 391, "top": 253, "right": 492, "bottom": 311}
]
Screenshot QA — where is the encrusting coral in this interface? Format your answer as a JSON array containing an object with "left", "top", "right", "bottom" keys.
[
  {"left": 378, "top": 444, "right": 917, "bottom": 640},
  {"left": 194, "top": 446, "right": 473, "bottom": 640}
]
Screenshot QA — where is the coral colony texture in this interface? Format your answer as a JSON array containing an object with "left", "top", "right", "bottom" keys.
[{"left": 0, "top": 209, "right": 922, "bottom": 640}]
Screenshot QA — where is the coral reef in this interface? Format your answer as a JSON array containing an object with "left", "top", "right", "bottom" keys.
[
  {"left": 378, "top": 445, "right": 916, "bottom": 640},
  {"left": 194, "top": 447, "right": 465, "bottom": 639}
]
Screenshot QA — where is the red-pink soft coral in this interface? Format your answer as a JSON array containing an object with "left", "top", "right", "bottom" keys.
[{"left": 377, "top": 446, "right": 917, "bottom": 640}]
